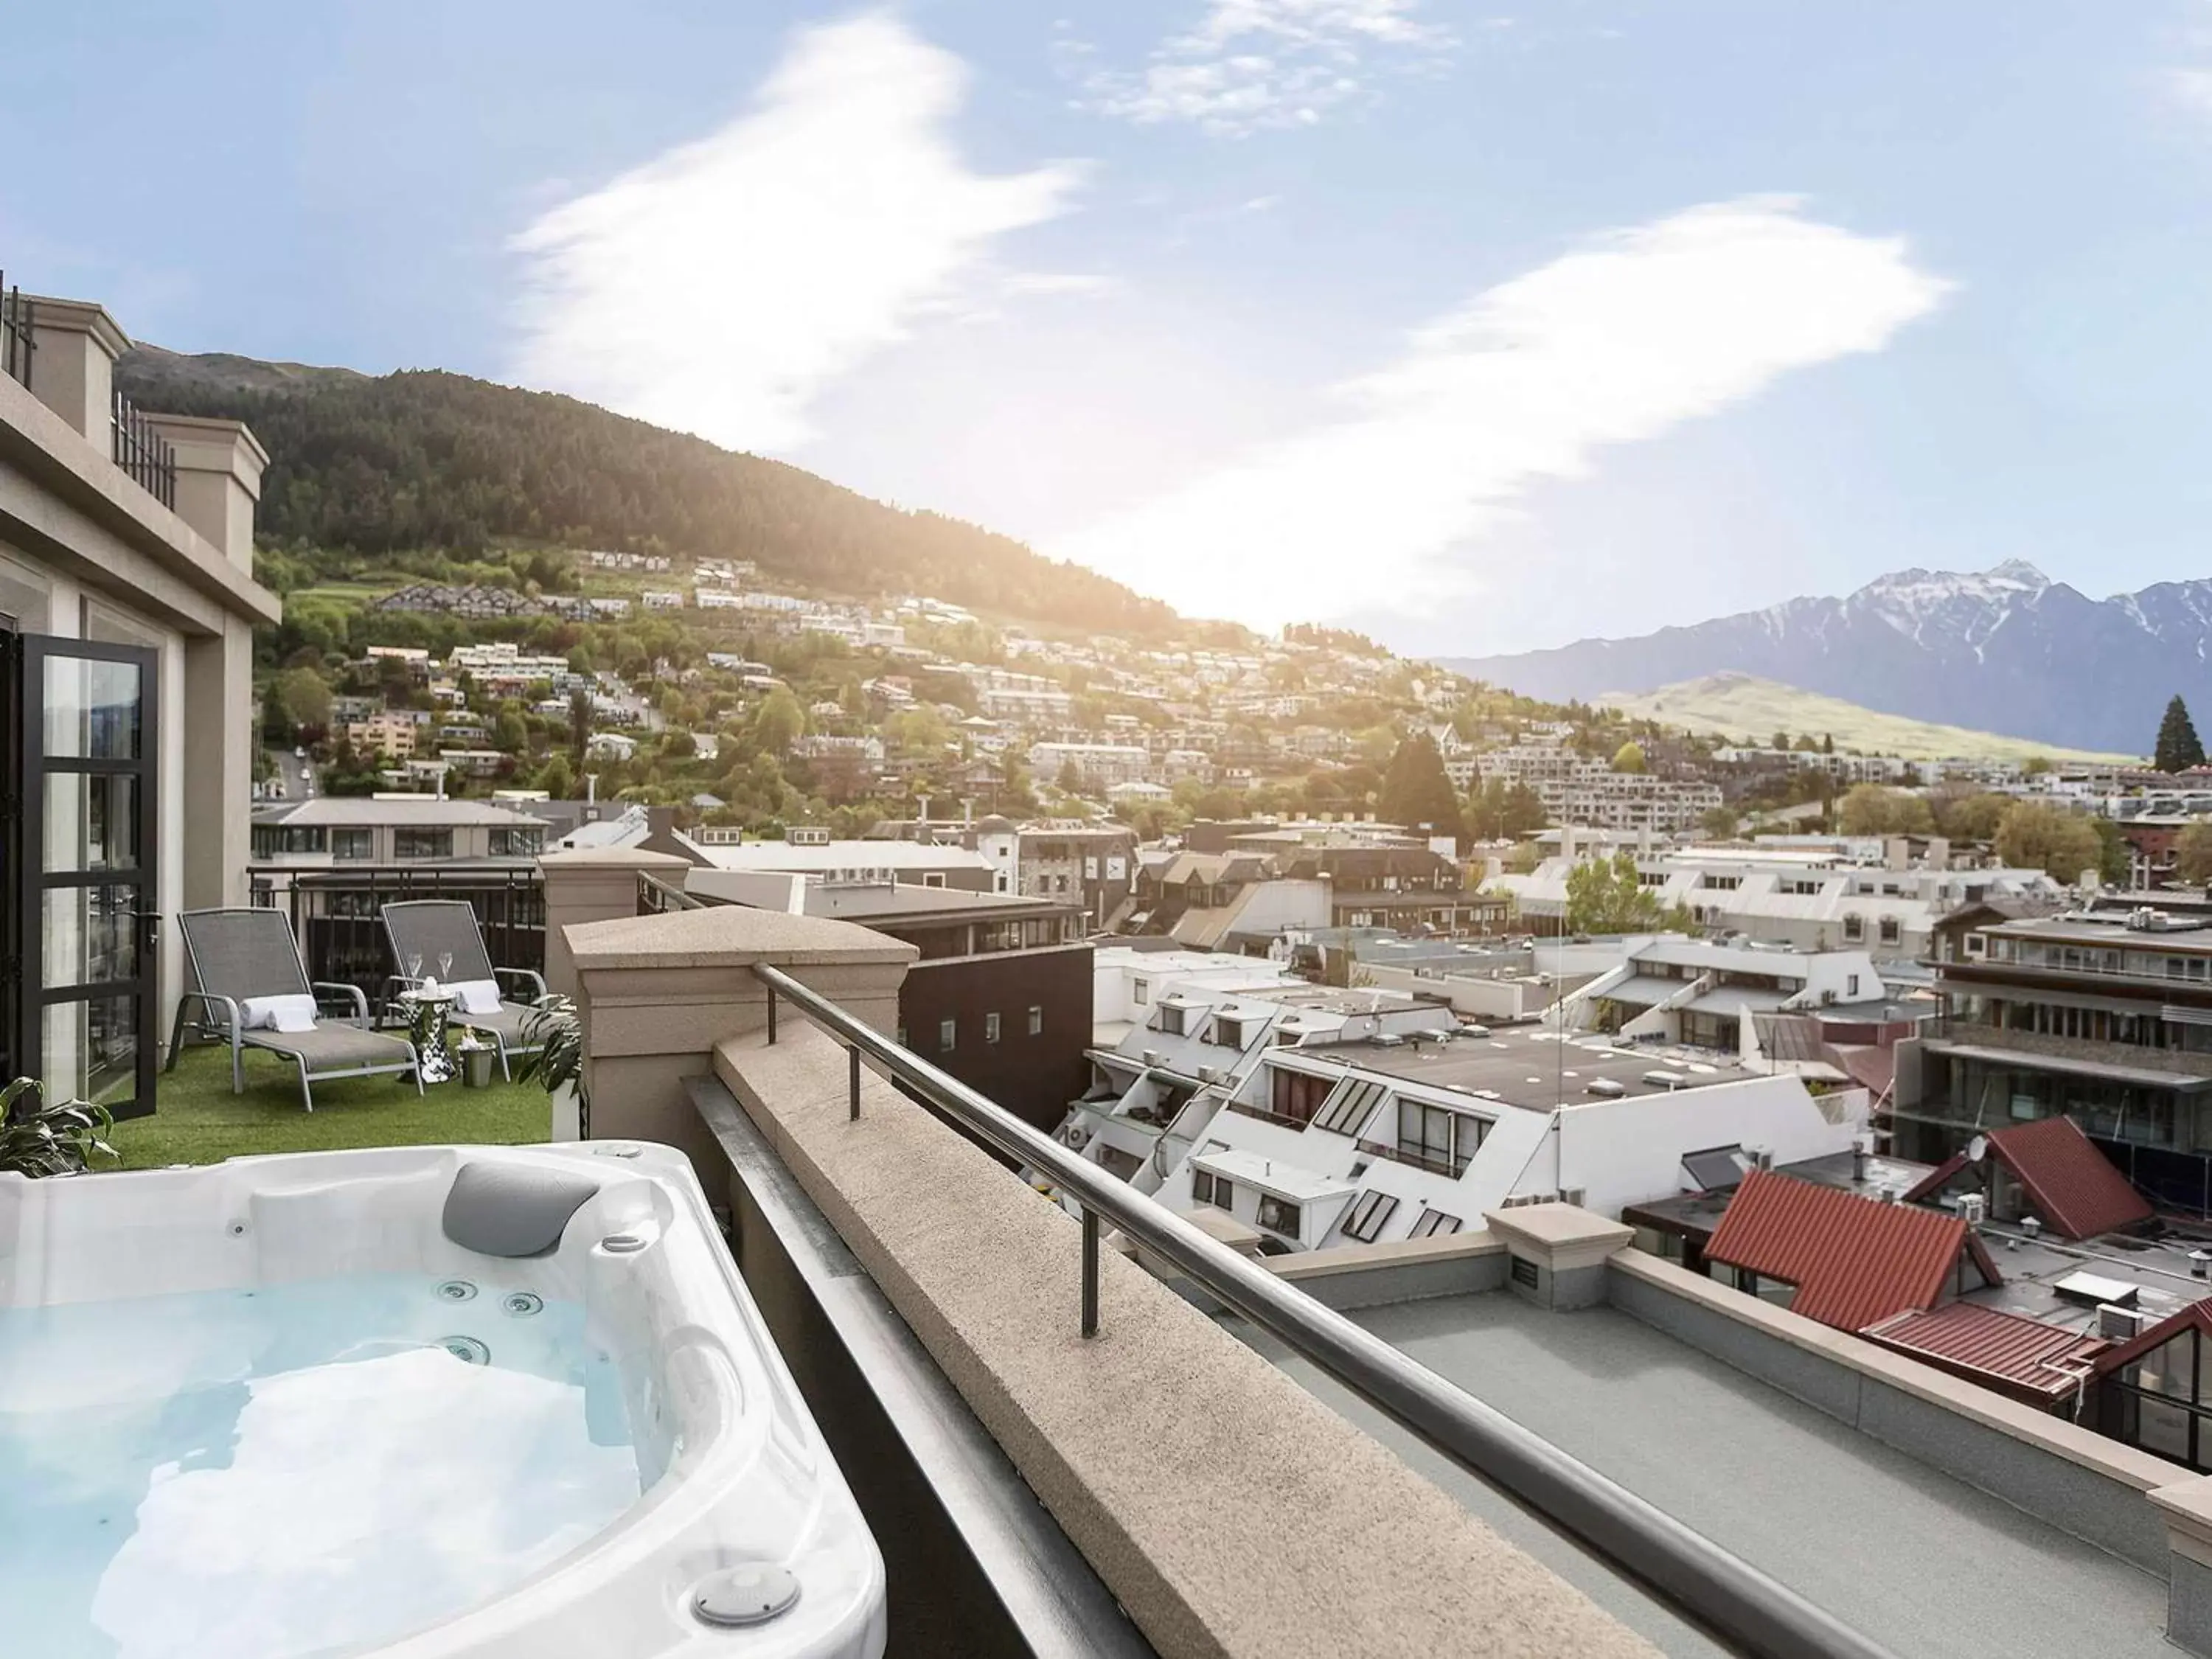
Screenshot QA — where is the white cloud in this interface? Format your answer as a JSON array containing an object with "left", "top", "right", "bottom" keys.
[
  {"left": 1055, "top": 198, "right": 1952, "bottom": 627},
  {"left": 1082, "top": 0, "right": 1452, "bottom": 135},
  {"left": 509, "top": 14, "right": 1082, "bottom": 452},
  {"left": 2171, "top": 66, "right": 2212, "bottom": 115}
]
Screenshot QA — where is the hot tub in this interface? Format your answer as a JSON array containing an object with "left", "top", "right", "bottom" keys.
[{"left": 0, "top": 1142, "right": 887, "bottom": 1659}]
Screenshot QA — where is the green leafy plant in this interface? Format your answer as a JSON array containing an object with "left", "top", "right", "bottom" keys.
[
  {"left": 0, "top": 1077, "right": 116, "bottom": 1177},
  {"left": 515, "top": 995, "right": 588, "bottom": 1136}
]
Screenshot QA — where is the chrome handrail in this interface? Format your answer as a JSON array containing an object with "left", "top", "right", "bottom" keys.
[{"left": 748, "top": 959, "right": 1896, "bottom": 1659}]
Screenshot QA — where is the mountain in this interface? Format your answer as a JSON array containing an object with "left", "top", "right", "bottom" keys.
[
  {"left": 1599, "top": 673, "right": 2132, "bottom": 762},
  {"left": 115, "top": 347, "right": 1181, "bottom": 639},
  {"left": 1438, "top": 560, "right": 2203, "bottom": 753}
]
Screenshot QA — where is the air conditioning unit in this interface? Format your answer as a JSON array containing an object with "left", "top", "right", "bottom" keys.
[
  {"left": 2098, "top": 1303, "right": 2147, "bottom": 1342},
  {"left": 1197, "top": 1065, "right": 1224, "bottom": 1086},
  {"left": 1141, "top": 1049, "right": 1163, "bottom": 1068},
  {"left": 1747, "top": 1146, "right": 1775, "bottom": 1172},
  {"left": 1958, "top": 1194, "right": 1986, "bottom": 1228}
]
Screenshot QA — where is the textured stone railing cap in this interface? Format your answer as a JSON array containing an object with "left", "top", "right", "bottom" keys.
[{"left": 566, "top": 905, "right": 917, "bottom": 972}]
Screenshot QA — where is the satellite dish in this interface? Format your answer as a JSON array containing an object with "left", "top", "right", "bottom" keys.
[{"left": 1966, "top": 1134, "right": 1989, "bottom": 1163}]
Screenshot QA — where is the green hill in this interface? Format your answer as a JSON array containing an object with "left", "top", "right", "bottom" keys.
[
  {"left": 115, "top": 347, "right": 1180, "bottom": 639},
  {"left": 1599, "top": 672, "right": 2140, "bottom": 763}
]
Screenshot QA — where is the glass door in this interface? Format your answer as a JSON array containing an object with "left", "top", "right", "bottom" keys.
[{"left": 18, "top": 637, "right": 158, "bottom": 1119}]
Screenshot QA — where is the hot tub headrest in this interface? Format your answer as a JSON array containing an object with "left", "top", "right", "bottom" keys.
[{"left": 442, "top": 1161, "right": 601, "bottom": 1258}]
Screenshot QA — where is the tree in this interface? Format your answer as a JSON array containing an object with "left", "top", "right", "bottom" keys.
[
  {"left": 270, "top": 666, "right": 332, "bottom": 738},
  {"left": 569, "top": 688, "right": 591, "bottom": 769},
  {"left": 1994, "top": 801, "right": 2102, "bottom": 883},
  {"left": 1933, "top": 789, "right": 2011, "bottom": 844},
  {"left": 538, "top": 752, "right": 574, "bottom": 799},
  {"left": 1611, "top": 741, "right": 1646, "bottom": 774},
  {"left": 493, "top": 710, "right": 529, "bottom": 754},
  {"left": 2092, "top": 817, "right": 2131, "bottom": 886},
  {"left": 2178, "top": 821, "right": 2212, "bottom": 887},
  {"left": 1837, "top": 784, "right": 1935, "bottom": 837},
  {"left": 2157, "top": 695, "right": 2206, "bottom": 773},
  {"left": 664, "top": 729, "right": 696, "bottom": 759},
  {"left": 1700, "top": 804, "right": 1741, "bottom": 840},
  {"left": 1380, "top": 732, "right": 1461, "bottom": 834},
  {"left": 2022, "top": 754, "right": 2052, "bottom": 777},
  {"left": 750, "top": 687, "right": 805, "bottom": 757},
  {"left": 1467, "top": 777, "right": 1546, "bottom": 841},
  {"left": 1770, "top": 730, "right": 1790, "bottom": 753},
  {"left": 1564, "top": 851, "right": 1695, "bottom": 936}
]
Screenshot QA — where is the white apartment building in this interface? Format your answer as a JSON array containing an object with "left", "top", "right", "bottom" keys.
[
  {"left": 1495, "top": 841, "right": 2064, "bottom": 958},
  {"left": 1476, "top": 737, "right": 1722, "bottom": 835},
  {"left": 1029, "top": 742, "right": 1152, "bottom": 790},
  {"left": 1054, "top": 956, "right": 1868, "bottom": 1251}
]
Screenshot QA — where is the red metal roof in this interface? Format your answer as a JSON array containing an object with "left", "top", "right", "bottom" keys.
[
  {"left": 1858, "top": 1301, "right": 2107, "bottom": 1407},
  {"left": 1901, "top": 1116, "right": 2152, "bottom": 1241},
  {"left": 1704, "top": 1169, "right": 1998, "bottom": 1331}
]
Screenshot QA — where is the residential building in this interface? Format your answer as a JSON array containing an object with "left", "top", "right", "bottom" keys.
[
  {"left": 1559, "top": 936, "right": 1899, "bottom": 1057},
  {"left": 346, "top": 710, "right": 418, "bottom": 760},
  {"left": 1905, "top": 905, "right": 2212, "bottom": 1210},
  {"left": 1495, "top": 837, "right": 2064, "bottom": 957},
  {"left": 685, "top": 833, "right": 997, "bottom": 892},
  {"left": 972, "top": 819, "right": 1138, "bottom": 926},
  {"left": 1057, "top": 975, "right": 1870, "bottom": 1251},
  {"left": 684, "top": 868, "right": 1091, "bottom": 1130},
  {"left": 0, "top": 283, "right": 275, "bottom": 1115},
  {"left": 247, "top": 796, "right": 549, "bottom": 1005},
  {"left": 788, "top": 733, "right": 885, "bottom": 801},
  {"left": 1027, "top": 741, "right": 1151, "bottom": 790}
]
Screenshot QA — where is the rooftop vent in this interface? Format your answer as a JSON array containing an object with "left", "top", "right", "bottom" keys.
[
  {"left": 2053, "top": 1270, "right": 2138, "bottom": 1308},
  {"left": 1371, "top": 1033, "right": 1406, "bottom": 1048},
  {"left": 1641, "top": 1070, "right": 1688, "bottom": 1090},
  {"left": 1584, "top": 1078, "right": 1627, "bottom": 1099}
]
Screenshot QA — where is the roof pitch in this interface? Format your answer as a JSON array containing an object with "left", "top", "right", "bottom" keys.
[
  {"left": 1705, "top": 1169, "right": 1996, "bottom": 1331},
  {"left": 1900, "top": 1116, "right": 2153, "bottom": 1241},
  {"left": 1858, "top": 1301, "right": 2107, "bottom": 1405}
]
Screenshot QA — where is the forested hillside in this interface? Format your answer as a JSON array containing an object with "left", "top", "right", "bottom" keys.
[{"left": 117, "top": 346, "right": 1178, "bottom": 636}]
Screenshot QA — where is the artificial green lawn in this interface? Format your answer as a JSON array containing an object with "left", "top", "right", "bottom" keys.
[{"left": 103, "top": 1045, "right": 552, "bottom": 1171}]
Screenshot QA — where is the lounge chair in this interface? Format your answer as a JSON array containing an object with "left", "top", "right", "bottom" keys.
[
  {"left": 169, "top": 908, "right": 422, "bottom": 1112},
  {"left": 380, "top": 899, "right": 549, "bottom": 1081}
]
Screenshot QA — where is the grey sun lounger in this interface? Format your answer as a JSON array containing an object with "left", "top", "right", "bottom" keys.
[
  {"left": 169, "top": 907, "right": 422, "bottom": 1111},
  {"left": 380, "top": 899, "right": 549, "bottom": 1081}
]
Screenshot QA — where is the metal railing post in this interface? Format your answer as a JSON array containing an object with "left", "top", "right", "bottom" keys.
[
  {"left": 766, "top": 987, "right": 777, "bottom": 1046},
  {"left": 849, "top": 1042, "right": 860, "bottom": 1121},
  {"left": 1080, "top": 1207, "right": 1099, "bottom": 1338}
]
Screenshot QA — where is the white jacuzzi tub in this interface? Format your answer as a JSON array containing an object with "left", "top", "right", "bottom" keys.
[{"left": 0, "top": 1142, "right": 887, "bottom": 1659}]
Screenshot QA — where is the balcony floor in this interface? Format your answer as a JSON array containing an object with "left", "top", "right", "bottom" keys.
[{"left": 1234, "top": 1290, "right": 2168, "bottom": 1659}]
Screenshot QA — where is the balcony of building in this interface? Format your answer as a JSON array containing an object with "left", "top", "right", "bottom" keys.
[{"left": 536, "top": 847, "right": 2212, "bottom": 1659}]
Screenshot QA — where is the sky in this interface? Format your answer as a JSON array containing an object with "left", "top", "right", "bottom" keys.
[{"left": 7, "top": 1, "right": 2212, "bottom": 658}]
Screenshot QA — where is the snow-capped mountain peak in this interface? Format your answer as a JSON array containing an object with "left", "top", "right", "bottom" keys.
[{"left": 1439, "top": 559, "right": 2211, "bottom": 752}]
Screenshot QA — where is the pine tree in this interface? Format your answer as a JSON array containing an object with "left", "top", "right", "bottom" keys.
[
  {"left": 1380, "top": 733, "right": 1461, "bottom": 835},
  {"left": 2156, "top": 695, "right": 2206, "bottom": 773}
]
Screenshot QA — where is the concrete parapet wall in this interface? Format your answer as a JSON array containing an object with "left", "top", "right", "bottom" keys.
[
  {"left": 1608, "top": 1248, "right": 2177, "bottom": 1572},
  {"left": 715, "top": 1021, "right": 1657, "bottom": 1659}
]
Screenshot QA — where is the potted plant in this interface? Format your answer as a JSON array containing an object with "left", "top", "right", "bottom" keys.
[
  {"left": 516, "top": 995, "right": 588, "bottom": 1141},
  {"left": 0, "top": 1077, "right": 116, "bottom": 1176}
]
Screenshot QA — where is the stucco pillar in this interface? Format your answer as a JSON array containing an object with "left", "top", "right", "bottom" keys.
[
  {"left": 536, "top": 847, "right": 695, "bottom": 1002},
  {"left": 179, "top": 616, "right": 255, "bottom": 914},
  {"left": 23, "top": 295, "right": 127, "bottom": 442},
  {"left": 1483, "top": 1203, "right": 1633, "bottom": 1311},
  {"left": 143, "top": 415, "right": 268, "bottom": 572},
  {"left": 565, "top": 904, "right": 914, "bottom": 1169},
  {"left": 2152, "top": 1481, "right": 2212, "bottom": 1656}
]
